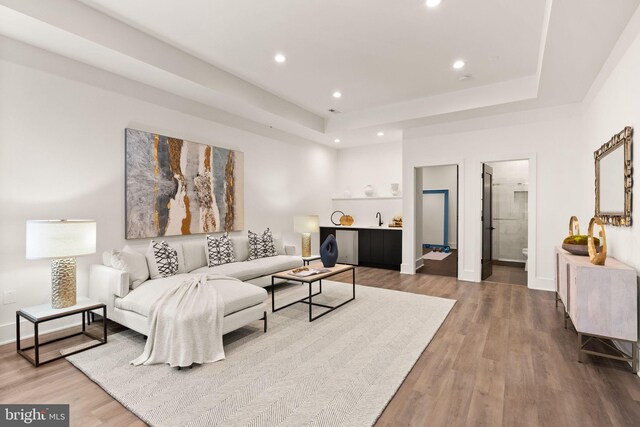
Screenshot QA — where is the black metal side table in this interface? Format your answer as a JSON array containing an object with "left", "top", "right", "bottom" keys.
[{"left": 16, "top": 297, "right": 107, "bottom": 367}]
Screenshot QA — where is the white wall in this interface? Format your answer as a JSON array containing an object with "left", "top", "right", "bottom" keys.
[
  {"left": 580, "top": 21, "right": 640, "bottom": 364},
  {"left": 335, "top": 141, "right": 402, "bottom": 198},
  {"left": 402, "top": 105, "right": 582, "bottom": 289},
  {"left": 0, "top": 49, "right": 336, "bottom": 343},
  {"left": 421, "top": 165, "right": 458, "bottom": 248},
  {"left": 487, "top": 160, "right": 529, "bottom": 262},
  {"left": 331, "top": 141, "right": 402, "bottom": 227}
]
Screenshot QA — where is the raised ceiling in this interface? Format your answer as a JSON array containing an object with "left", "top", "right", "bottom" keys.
[
  {"left": 1, "top": 0, "right": 639, "bottom": 147},
  {"left": 77, "top": 0, "right": 546, "bottom": 116}
]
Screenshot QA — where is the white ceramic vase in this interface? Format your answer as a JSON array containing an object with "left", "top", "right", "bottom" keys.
[
  {"left": 390, "top": 183, "right": 400, "bottom": 196},
  {"left": 364, "top": 185, "right": 374, "bottom": 197}
]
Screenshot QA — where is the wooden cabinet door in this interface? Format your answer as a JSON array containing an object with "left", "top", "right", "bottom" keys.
[
  {"left": 358, "top": 229, "right": 371, "bottom": 263},
  {"left": 383, "top": 230, "right": 402, "bottom": 266},
  {"left": 371, "top": 230, "right": 385, "bottom": 264}
]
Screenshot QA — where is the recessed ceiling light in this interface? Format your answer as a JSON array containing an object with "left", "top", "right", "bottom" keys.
[
  {"left": 426, "top": 0, "right": 442, "bottom": 7},
  {"left": 274, "top": 53, "right": 286, "bottom": 63},
  {"left": 334, "top": 139, "right": 341, "bottom": 143},
  {"left": 332, "top": 91, "right": 342, "bottom": 99},
  {"left": 377, "top": 132, "right": 385, "bottom": 137},
  {"left": 453, "top": 60, "right": 465, "bottom": 69}
]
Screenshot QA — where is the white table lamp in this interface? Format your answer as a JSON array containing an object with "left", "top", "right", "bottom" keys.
[
  {"left": 26, "top": 220, "right": 96, "bottom": 308},
  {"left": 294, "top": 215, "right": 319, "bottom": 257}
]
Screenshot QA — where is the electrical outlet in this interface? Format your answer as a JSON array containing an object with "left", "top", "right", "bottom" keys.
[{"left": 3, "top": 290, "right": 16, "bottom": 305}]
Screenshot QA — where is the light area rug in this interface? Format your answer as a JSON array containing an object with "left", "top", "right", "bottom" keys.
[
  {"left": 67, "top": 280, "right": 455, "bottom": 427},
  {"left": 422, "top": 252, "right": 451, "bottom": 261}
]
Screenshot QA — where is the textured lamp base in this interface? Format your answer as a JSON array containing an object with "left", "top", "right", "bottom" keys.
[
  {"left": 51, "top": 257, "right": 77, "bottom": 308},
  {"left": 301, "top": 233, "right": 311, "bottom": 258}
]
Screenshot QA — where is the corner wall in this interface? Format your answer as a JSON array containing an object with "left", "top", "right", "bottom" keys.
[{"left": 0, "top": 45, "right": 336, "bottom": 343}]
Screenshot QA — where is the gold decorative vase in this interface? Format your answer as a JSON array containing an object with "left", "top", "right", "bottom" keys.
[
  {"left": 569, "top": 216, "right": 580, "bottom": 236},
  {"left": 301, "top": 233, "right": 311, "bottom": 258},
  {"left": 51, "top": 257, "right": 77, "bottom": 308},
  {"left": 588, "top": 217, "right": 607, "bottom": 265}
]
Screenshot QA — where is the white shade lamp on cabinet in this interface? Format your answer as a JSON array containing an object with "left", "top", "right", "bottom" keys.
[
  {"left": 294, "top": 215, "right": 319, "bottom": 258},
  {"left": 26, "top": 220, "right": 97, "bottom": 309}
]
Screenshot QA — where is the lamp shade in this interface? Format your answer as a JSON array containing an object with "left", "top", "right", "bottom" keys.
[
  {"left": 26, "top": 220, "right": 96, "bottom": 259},
  {"left": 293, "top": 215, "right": 319, "bottom": 234}
]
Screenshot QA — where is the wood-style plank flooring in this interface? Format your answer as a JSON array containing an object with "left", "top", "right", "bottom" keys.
[
  {"left": 486, "top": 264, "right": 528, "bottom": 286},
  {"left": 1, "top": 268, "right": 639, "bottom": 427}
]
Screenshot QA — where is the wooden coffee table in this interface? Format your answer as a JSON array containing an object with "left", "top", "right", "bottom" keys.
[{"left": 271, "top": 263, "right": 355, "bottom": 321}]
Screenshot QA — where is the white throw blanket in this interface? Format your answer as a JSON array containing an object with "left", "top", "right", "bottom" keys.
[{"left": 131, "top": 274, "right": 229, "bottom": 368}]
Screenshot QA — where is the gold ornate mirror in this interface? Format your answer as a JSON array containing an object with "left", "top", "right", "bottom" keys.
[{"left": 594, "top": 126, "right": 633, "bottom": 226}]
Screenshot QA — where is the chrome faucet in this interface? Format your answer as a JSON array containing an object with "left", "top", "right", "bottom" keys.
[{"left": 376, "top": 212, "right": 383, "bottom": 226}]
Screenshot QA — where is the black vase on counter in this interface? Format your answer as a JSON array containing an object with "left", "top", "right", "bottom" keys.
[{"left": 320, "top": 234, "right": 338, "bottom": 267}]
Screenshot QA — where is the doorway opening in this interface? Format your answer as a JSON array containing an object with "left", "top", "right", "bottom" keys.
[
  {"left": 417, "top": 165, "right": 459, "bottom": 278},
  {"left": 481, "top": 160, "right": 529, "bottom": 286}
]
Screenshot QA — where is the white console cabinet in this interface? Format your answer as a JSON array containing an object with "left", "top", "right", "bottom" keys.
[{"left": 555, "top": 247, "right": 638, "bottom": 373}]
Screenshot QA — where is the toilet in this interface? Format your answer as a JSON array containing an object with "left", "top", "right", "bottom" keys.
[{"left": 522, "top": 248, "right": 528, "bottom": 271}]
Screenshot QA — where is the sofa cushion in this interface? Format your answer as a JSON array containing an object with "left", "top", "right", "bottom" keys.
[
  {"left": 247, "top": 228, "right": 278, "bottom": 260},
  {"left": 103, "top": 246, "right": 150, "bottom": 289},
  {"left": 245, "top": 255, "right": 303, "bottom": 276},
  {"left": 207, "top": 233, "right": 236, "bottom": 266},
  {"left": 181, "top": 241, "right": 207, "bottom": 272},
  {"left": 212, "top": 279, "right": 267, "bottom": 316},
  {"left": 191, "top": 261, "right": 264, "bottom": 281},
  {"left": 115, "top": 274, "right": 191, "bottom": 316},
  {"left": 114, "top": 274, "right": 266, "bottom": 317},
  {"left": 273, "top": 235, "right": 286, "bottom": 255},
  {"left": 229, "top": 236, "right": 250, "bottom": 262},
  {"left": 146, "top": 241, "right": 186, "bottom": 279}
]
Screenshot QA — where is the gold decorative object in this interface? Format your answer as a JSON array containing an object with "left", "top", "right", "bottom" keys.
[
  {"left": 339, "top": 215, "right": 354, "bottom": 226},
  {"left": 562, "top": 216, "right": 600, "bottom": 256},
  {"left": 569, "top": 216, "right": 580, "bottom": 236},
  {"left": 389, "top": 215, "right": 403, "bottom": 228},
  {"left": 301, "top": 234, "right": 311, "bottom": 258},
  {"left": 50, "top": 258, "right": 77, "bottom": 308},
  {"left": 293, "top": 215, "right": 319, "bottom": 258},
  {"left": 594, "top": 126, "right": 633, "bottom": 226},
  {"left": 588, "top": 217, "right": 607, "bottom": 265}
]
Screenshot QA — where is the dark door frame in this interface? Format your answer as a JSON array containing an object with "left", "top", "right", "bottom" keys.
[{"left": 481, "top": 163, "right": 493, "bottom": 280}]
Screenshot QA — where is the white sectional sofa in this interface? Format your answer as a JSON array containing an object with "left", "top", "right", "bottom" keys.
[{"left": 89, "top": 235, "right": 303, "bottom": 337}]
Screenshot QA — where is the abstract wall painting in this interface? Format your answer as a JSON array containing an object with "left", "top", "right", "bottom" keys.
[{"left": 125, "top": 128, "right": 244, "bottom": 239}]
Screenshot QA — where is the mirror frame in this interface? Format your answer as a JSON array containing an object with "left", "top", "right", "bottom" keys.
[{"left": 594, "top": 126, "right": 633, "bottom": 226}]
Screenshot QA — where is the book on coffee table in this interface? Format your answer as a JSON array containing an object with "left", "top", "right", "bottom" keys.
[{"left": 289, "top": 268, "right": 331, "bottom": 277}]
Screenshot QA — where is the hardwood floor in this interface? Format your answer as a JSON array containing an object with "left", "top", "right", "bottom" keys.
[
  {"left": 1, "top": 268, "right": 639, "bottom": 427},
  {"left": 486, "top": 263, "right": 528, "bottom": 286}
]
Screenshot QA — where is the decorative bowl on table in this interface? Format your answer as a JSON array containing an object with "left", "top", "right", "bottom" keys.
[{"left": 562, "top": 235, "right": 600, "bottom": 256}]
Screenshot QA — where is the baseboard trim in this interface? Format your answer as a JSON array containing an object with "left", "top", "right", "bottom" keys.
[
  {"left": 528, "top": 276, "right": 554, "bottom": 291},
  {"left": 0, "top": 318, "right": 82, "bottom": 346}
]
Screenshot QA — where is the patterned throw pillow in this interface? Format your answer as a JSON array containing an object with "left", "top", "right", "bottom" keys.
[
  {"left": 207, "top": 233, "right": 236, "bottom": 266},
  {"left": 151, "top": 240, "right": 179, "bottom": 277},
  {"left": 248, "top": 228, "right": 278, "bottom": 260}
]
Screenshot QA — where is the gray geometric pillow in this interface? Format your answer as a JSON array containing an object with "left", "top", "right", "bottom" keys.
[
  {"left": 207, "top": 233, "right": 236, "bottom": 266},
  {"left": 152, "top": 240, "right": 178, "bottom": 277},
  {"left": 247, "top": 228, "right": 278, "bottom": 261}
]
